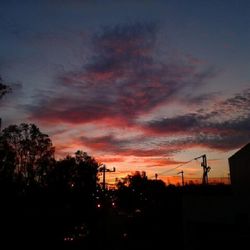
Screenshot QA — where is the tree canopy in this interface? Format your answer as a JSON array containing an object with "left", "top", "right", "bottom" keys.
[
  {"left": 0, "top": 123, "right": 55, "bottom": 185},
  {"left": 49, "top": 150, "right": 99, "bottom": 195}
]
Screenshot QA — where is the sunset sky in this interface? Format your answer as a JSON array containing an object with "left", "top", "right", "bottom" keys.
[{"left": 1, "top": 0, "right": 250, "bottom": 184}]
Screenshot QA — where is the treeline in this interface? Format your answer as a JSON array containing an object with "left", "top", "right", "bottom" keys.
[{"left": 0, "top": 123, "right": 99, "bottom": 198}]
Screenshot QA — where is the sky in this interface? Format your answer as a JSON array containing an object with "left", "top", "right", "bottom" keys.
[{"left": 0, "top": 0, "right": 250, "bottom": 184}]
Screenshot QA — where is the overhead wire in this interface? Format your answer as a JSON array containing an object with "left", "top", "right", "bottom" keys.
[
  {"left": 147, "top": 158, "right": 195, "bottom": 179},
  {"left": 157, "top": 159, "right": 194, "bottom": 175}
]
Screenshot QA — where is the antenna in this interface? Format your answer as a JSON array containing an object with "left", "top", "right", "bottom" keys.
[
  {"left": 177, "top": 170, "right": 184, "bottom": 186},
  {"left": 99, "top": 164, "right": 116, "bottom": 190},
  {"left": 194, "top": 154, "right": 211, "bottom": 185}
]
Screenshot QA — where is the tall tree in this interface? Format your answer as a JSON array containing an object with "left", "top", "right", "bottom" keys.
[{"left": 0, "top": 123, "right": 55, "bottom": 185}]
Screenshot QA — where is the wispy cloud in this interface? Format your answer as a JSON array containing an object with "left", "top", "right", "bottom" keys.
[
  {"left": 144, "top": 89, "right": 250, "bottom": 150},
  {"left": 26, "top": 23, "right": 249, "bottom": 161},
  {"left": 28, "top": 22, "right": 214, "bottom": 126}
]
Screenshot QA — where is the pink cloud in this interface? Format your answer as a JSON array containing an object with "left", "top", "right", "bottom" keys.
[
  {"left": 25, "top": 23, "right": 250, "bottom": 164},
  {"left": 29, "top": 23, "right": 214, "bottom": 127}
]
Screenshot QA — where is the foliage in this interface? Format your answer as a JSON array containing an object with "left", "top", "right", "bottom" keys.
[
  {"left": 116, "top": 171, "right": 166, "bottom": 211},
  {"left": 0, "top": 123, "right": 55, "bottom": 185},
  {"left": 48, "top": 150, "right": 99, "bottom": 196}
]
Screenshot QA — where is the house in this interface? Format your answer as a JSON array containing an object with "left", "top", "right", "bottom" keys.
[{"left": 229, "top": 143, "right": 250, "bottom": 196}]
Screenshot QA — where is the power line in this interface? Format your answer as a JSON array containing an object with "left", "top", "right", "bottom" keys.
[
  {"left": 157, "top": 159, "right": 194, "bottom": 175},
  {"left": 153, "top": 154, "right": 225, "bottom": 182}
]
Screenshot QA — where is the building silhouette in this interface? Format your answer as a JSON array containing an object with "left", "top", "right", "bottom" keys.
[{"left": 229, "top": 142, "right": 250, "bottom": 196}]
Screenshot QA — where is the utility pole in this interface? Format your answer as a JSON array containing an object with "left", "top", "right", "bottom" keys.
[
  {"left": 194, "top": 154, "right": 211, "bottom": 185},
  {"left": 177, "top": 170, "right": 184, "bottom": 186},
  {"left": 99, "top": 164, "right": 116, "bottom": 190}
]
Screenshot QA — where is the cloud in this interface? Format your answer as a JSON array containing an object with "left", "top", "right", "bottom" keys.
[
  {"left": 95, "top": 156, "right": 125, "bottom": 164},
  {"left": 77, "top": 133, "right": 180, "bottom": 158},
  {"left": 28, "top": 22, "right": 214, "bottom": 126},
  {"left": 130, "top": 157, "right": 186, "bottom": 168},
  {"left": 194, "top": 133, "right": 250, "bottom": 151},
  {"left": 217, "top": 88, "right": 250, "bottom": 117},
  {"left": 26, "top": 23, "right": 249, "bottom": 159},
  {"left": 145, "top": 112, "right": 250, "bottom": 136},
  {"left": 144, "top": 89, "right": 250, "bottom": 151},
  {"left": 79, "top": 134, "right": 128, "bottom": 153},
  {"left": 164, "top": 132, "right": 250, "bottom": 152},
  {"left": 145, "top": 113, "right": 204, "bottom": 134}
]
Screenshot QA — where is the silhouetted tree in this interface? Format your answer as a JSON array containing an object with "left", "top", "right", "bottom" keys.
[
  {"left": 0, "top": 123, "right": 55, "bottom": 187},
  {"left": 48, "top": 150, "right": 99, "bottom": 196},
  {"left": 0, "top": 76, "right": 11, "bottom": 99},
  {"left": 128, "top": 171, "right": 148, "bottom": 192},
  {"left": 73, "top": 150, "right": 99, "bottom": 194},
  {"left": 116, "top": 171, "right": 167, "bottom": 212}
]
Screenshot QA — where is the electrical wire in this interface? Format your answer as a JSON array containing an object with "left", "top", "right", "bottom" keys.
[{"left": 157, "top": 159, "right": 194, "bottom": 175}]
